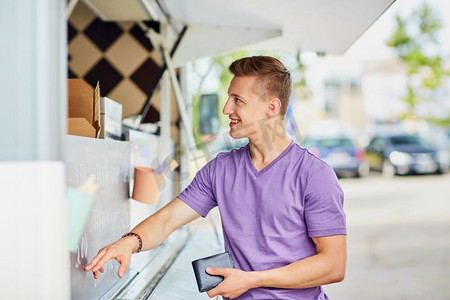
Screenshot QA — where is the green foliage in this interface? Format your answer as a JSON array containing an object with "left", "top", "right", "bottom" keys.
[
  {"left": 425, "top": 117, "right": 450, "bottom": 128},
  {"left": 404, "top": 85, "right": 416, "bottom": 109},
  {"left": 386, "top": 3, "right": 449, "bottom": 126},
  {"left": 414, "top": 3, "right": 442, "bottom": 37},
  {"left": 386, "top": 16, "right": 411, "bottom": 57}
]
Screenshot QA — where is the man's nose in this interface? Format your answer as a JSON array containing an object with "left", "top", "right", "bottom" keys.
[{"left": 222, "top": 99, "right": 233, "bottom": 115}]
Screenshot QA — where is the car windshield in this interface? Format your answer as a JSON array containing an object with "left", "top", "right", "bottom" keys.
[
  {"left": 389, "top": 135, "right": 428, "bottom": 147},
  {"left": 317, "top": 138, "right": 354, "bottom": 148}
]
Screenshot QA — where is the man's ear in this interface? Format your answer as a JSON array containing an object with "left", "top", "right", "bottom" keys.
[{"left": 266, "top": 98, "right": 282, "bottom": 117}]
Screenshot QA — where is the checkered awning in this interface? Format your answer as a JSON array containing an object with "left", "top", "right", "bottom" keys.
[{"left": 68, "top": 1, "right": 163, "bottom": 121}]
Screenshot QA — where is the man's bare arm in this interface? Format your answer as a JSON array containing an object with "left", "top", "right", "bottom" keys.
[
  {"left": 206, "top": 235, "right": 346, "bottom": 299},
  {"left": 85, "top": 198, "right": 200, "bottom": 278},
  {"left": 252, "top": 235, "right": 347, "bottom": 288}
]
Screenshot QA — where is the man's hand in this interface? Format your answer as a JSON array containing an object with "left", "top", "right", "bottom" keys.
[
  {"left": 206, "top": 267, "right": 255, "bottom": 299},
  {"left": 84, "top": 236, "right": 138, "bottom": 279},
  {"left": 84, "top": 198, "right": 201, "bottom": 280}
]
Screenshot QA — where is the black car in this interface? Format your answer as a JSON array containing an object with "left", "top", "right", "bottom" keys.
[
  {"left": 300, "top": 135, "right": 369, "bottom": 178},
  {"left": 365, "top": 134, "right": 449, "bottom": 176}
]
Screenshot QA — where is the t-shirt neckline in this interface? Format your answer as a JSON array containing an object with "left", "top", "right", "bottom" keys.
[{"left": 245, "top": 141, "right": 294, "bottom": 177}]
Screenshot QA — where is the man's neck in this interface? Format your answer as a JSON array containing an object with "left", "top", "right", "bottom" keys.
[{"left": 248, "top": 135, "right": 292, "bottom": 170}]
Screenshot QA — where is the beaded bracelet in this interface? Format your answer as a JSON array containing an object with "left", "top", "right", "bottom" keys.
[{"left": 121, "top": 232, "right": 143, "bottom": 253}]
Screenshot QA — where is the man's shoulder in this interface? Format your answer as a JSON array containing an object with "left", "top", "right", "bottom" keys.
[
  {"left": 288, "top": 143, "right": 333, "bottom": 173},
  {"left": 201, "top": 144, "right": 248, "bottom": 175},
  {"left": 288, "top": 142, "right": 316, "bottom": 162},
  {"left": 214, "top": 144, "right": 248, "bottom": 162}
]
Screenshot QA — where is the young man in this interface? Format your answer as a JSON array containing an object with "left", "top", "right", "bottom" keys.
[{"left": 85, "top": 56, "right": 347, "bottom": 299}]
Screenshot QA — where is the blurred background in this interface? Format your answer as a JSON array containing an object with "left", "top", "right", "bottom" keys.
[{"left": 189, "top": 0, "right": 450, "bottom": 299}]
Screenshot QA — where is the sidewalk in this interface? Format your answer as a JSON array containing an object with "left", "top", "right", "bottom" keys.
[{"left": 149, "top": 227, "right": 224, "bottom": 300}]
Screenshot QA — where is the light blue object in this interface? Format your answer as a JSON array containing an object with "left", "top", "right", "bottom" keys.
[{"left": 67, "top": 187, "right": 94, "bottom": 252}]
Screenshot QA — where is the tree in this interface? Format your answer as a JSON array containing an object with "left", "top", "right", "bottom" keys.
[{"left": 386, "top": 3, "right": 450, "bottom": 127}]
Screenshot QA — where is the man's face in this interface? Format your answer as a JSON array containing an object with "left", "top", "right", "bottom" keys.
[{"left": 223, "top": 76, "right": 268, "bottom": 140}]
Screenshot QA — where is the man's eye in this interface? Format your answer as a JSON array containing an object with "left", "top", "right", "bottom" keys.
[{"left": 235, "top": 98, "right": 242, "bottom": 103}]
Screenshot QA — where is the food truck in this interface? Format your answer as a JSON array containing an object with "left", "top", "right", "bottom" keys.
[{"left": 1, "top": 0, "right": 394, "bottom": 298}]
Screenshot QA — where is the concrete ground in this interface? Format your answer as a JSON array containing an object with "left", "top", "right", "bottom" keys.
[{"left": 324, "top": 172, "right": 450, "bottom": 300}]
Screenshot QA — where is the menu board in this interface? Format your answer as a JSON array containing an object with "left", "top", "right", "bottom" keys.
[{"left": 66, "top": 136, "right": 131, "bottom": 300}]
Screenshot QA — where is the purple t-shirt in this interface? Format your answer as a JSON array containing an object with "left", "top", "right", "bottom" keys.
[{"left": 178, "top": 142, "right": 346, "bottom": 299}]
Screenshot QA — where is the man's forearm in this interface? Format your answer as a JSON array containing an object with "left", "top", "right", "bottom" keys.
[
  {"left": 129, "top": 198, "right": 201, "bottom": 252},
  {"left": 130, "top": 209, "right": 171, "bottom": 252},
  {"left": 251, "top": 253, "right": 344, "bottom": 289},
  {"left": 249, "top": 235, "right": 347, "bottom": 290}
]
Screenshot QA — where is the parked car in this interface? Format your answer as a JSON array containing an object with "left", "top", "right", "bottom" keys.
[
  {"left": 365, "top": 133, "right": 449, "bottom": 176},
  {"left": 300, "top": 135, "right": 369, "bottom": 178}
]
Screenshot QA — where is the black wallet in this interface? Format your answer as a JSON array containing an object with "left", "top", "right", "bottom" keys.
[{"left": 191, "top": 251, "right": 235, "bottom": 292}]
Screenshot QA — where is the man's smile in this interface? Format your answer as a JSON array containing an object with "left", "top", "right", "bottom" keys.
[{"left": 230, "top": 118, "right": 241, "bottom": 127}]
